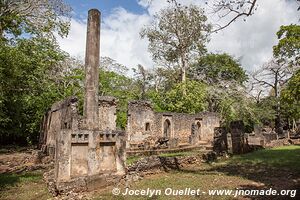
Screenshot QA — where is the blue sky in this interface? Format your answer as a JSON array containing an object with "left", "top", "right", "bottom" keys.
[
  {"left": 66, "top": 0, "right": 146, "bottom": 19},
  {"left": 57, "top": 0, "right": 299, "bottom": 72}
]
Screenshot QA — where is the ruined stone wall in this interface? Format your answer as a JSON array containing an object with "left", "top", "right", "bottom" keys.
[
  {"left": 41, "top": 9, "right": 128, "bottom": 195},
  {"left": 39, "top": 96, "right": 78, "bottom": 156},
  {"left": 127, "top": 101, "right": 155, "bottom": 143},
  {"left": 98, "top": 96, "right": 117, "bottom": 131},
  {"left": 153, "top": 112, "right": 219, "bottom": 143},
  {"left": 39, "top": 95, "right": 127, "bottom": 193},
  {"left": 127, "top": 101, "right": 220, "bottom": 145},
  {"left": 55, "top": 129, "right": 126, "bottom": 183}
]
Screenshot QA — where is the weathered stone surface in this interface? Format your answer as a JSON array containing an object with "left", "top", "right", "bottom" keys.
[
  {"left": 39, "top": 96, "right": 78, "bottom": 157},
  {"left": 127, "top": 100, "right": 220, "bottom": 148},
  {"left": 40, "top": 9, "right": 127, "bottom": 196},
  {"left": 98, "top": 96, "right": 117, "bottom": 131},
  {"left": 83, "top": 9, "right": 100, "bottom": 130},
  {"left": 230, "top": 120, "right": 246, "bottom": 154},
  {"left": 213, "top": 127, "right": 228, "bottom": 154}
]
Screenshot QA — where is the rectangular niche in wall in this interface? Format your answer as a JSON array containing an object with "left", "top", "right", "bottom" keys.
[
  {"left": 71, "top": 143, "right": 88, "bottom": 178},
  {"left": 99, "top": 142, "right": 116, "bottom": 172}
]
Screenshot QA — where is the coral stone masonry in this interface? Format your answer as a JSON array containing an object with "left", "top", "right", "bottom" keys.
[
  {"left": 127, "top": 100, "right": 220, "bottom": 149},
  {"left": 39, "top": 9, "right": 126, "bottom": 194},
  {"left": 39, "top": 8, "right": 224, "bottom": 196}
]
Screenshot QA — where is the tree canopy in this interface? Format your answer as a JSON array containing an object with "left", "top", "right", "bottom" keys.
[
  {"left": 0, "top": 0, "right": 71, "bottom": 40},
  {"left": 141, "top": 0, "right": 211, "bottom": 83}
]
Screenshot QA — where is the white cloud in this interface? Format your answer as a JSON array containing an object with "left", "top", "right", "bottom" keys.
[
  {"left": 57, "top": 0, "right": 299, "bottom": 73},
  {"left": 207, "top": 0, "right": 299, "bottom": 72},
  {"left": 57, "top": 7, "right": 153, "bottom": 70},
  {"left": 57, "top": 18, "right": 86, "bottom": 58},
  {"left": 101, "top": 8, "right": 153, "bottom": 69}
]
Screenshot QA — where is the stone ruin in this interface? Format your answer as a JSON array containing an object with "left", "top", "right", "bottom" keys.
[
  {"left": 213, "top": 127, "right": 228, "bottom": 154},
  {"left": 225, "top": 121, "right": 281, "bottom": 154},
  {"left": 127, "top": 100, "right": 220, "bottom": 151},
  {"left": 39, "top": 9, "right": 126, "bottom": 194},
  {"left": 37, "top": 7, "right": 286, "bottom": 196}
]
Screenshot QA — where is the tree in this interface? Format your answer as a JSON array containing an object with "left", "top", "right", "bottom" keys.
[
  {"left": 208, "top": 0, "right": 300, "bottom": 32},
  {"left": 101, "top": 56, "right": 128, "bottom": 74},
  {"left": 133, "top": 64, "right": 152, "bottom": 100},
  {"left": 0, "top": 38, "right": 68, "bottom": 145},
  {"left": 98, "top": 64, "right": 140, "bottom": 129},
  {"left": 190, "top": 53, "right": 248, "bottom": 114},
  {"left": 280, "top": 69, "right": 300, "bottom": 125},
  {"left": 190, "top": 53, "right": 247, "bottom": 85},
  {"left": 251, "top": 58, "right": 297, "bottom": 134},
  {"left": 208, "top": 0, "right": 258, "bottom": 32},
  {"left": 150, "top": 80, "right": 208, "bottom": 113},
  {"left": 273, "top": 24, "right": 300, "bottom": 66},
  {"left": 0, "top": 0, "right": 71, "bottom": 40},
  {"left": 141, "top": 0, "right": 211, "bottom": 83}
]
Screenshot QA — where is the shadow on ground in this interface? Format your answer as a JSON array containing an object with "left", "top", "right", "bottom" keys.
[
  {"left": 0, "top": 172, "right": 42, "bottom": 190},
  {"left": 178, "top": 146, "right": 300, "bottom": 199}
]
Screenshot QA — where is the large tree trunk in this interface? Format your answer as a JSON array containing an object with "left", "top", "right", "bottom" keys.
[
  {"left": 274, "top": 71, "right": 283, "bottom": 135},
  {"left": 180, "top": 52, "right": 187, "bottom": 83}
]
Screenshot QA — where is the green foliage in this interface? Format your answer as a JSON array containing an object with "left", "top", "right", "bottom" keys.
[
  {"left": 273, "top": 24, "right": 300, "bottom": 65},
  {"left": 0, "top": 0, "right": 71, "bottom": 40},
  {"left": 150, "top": 80, "right": 207, "bottom": 114},
  {"left": 189, "top": 53, "right": 253, "bottom": 128},
  {"left": 191, "top": 53, "right": 248, "bottom": 85},
  {"left": 99, "top": 70, "right": 139, "bottom": 129},
  {"left": 141, "top": 1, "right": 211, "bottom": 82},
  {"left": 280, "top": 69, "right": 300, "bottom": 120},
  {"left": 0, "top": 38, "right": 68, "bottom": 145},
  {"left": 217, "top": 89, "right": 261, "bottom": 131},
  {"left": 281, "top": 69, "right": 300, "bottom": 102}
]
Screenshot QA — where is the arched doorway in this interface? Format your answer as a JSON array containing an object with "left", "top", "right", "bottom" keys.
[
  {"left": 163, "top": 119, "right": 171, "bottom": 138},
  {"left": 196, "top": 121, "right": 201, "bottom": 139}
]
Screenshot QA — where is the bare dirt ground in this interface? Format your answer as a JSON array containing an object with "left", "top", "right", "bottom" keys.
[{"left": 0, "top": 148, "right": 52, "bottom": 174}]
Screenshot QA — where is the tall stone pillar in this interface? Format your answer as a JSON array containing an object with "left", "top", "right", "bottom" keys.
[
  {"left": 84, "top": 9, "right": 100, "bottom": 130},
  {"left": 230, "top": 121, "right": 245, "bottom": 154}
]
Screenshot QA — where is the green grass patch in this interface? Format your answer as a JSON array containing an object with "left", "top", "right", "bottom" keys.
[
  {"left": 0, "top": 171, "right": 51, "bottom": 200},
  {"left": 158, "top": 151, "right": 196, "bottom": 158},
  {"left": 127, "top": 156, "right": 142, "bottom": 165},
  {"left": 228, "top": 145, "right": 300, "bottom": 171},
  {"left": 0, "top": 172, "right": 42, "bottom": 189}
]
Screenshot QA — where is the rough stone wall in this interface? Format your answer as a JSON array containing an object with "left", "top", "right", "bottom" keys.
[
  {"left": 127, "top": 101, "right": 220, "bottom": 145},
  {"left": 39, "top": 95, "right": 126, "bottom": 193},
  {"left": 39, "top": 96, "right": 78, "bottom": 157},
  {"left": 229, "top": 120, "right": 246, "bottom": 154},
  {"left": 40, "top": 9, "right": 127, "bottom": 195},
  {"left": 98, "top": 96, "right": 117, "bottom": 131},
  {"left": 55, "top": 128, "right": 126, "bottom": 184},
  {"left": 213, "top": 127, "right": 228, "bottom": 154},
  {"left": 127, "top": 101, "right": 155, "bottom": 143}
]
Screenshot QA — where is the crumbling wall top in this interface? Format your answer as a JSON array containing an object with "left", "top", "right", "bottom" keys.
[
  {"left": 50, "top": 96, "right": 78, "bottom": 112},
  {"left": 98, "top": 96, "right": 118, "bottom": 105},
  {"left": 128, "top": 100, "right": 152, "bottom": 109}
]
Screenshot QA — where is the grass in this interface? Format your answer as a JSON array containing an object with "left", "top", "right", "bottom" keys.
[
  {"left": 158, "top": 151, "right": 198, "bottom": 158},
  {"left": 95, "top": 166, "right": 250, "bottom": 200},
  {"left": 227, "top": 145, "right": 300, "bottom": 171},
  {"left": 127, "top": 156, "right": 142, "bottom": 165},
  {"left": 0, "top": 171, "right": 51, "bottom": 200},
  {"left": 96, "top": 145, "right": 300, "bottom": 200},
  {"left": 1, "top": 145, "right": 299, "bottom": 200}
]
